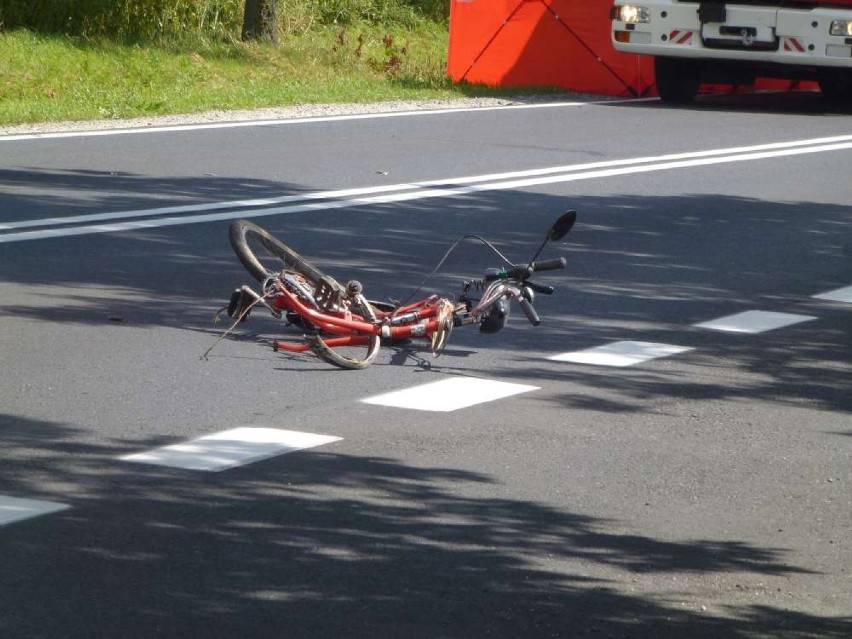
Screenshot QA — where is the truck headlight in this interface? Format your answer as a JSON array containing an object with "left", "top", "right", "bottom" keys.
[
  {"left": 829, "top": 20, "right": 852, "bottom": 37},
  {"left": 612, "top": 5, "right": 651, "bottom": 24}
]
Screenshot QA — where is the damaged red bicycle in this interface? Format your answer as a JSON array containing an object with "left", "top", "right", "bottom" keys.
[{"left": 221, "top": 210, "right": 576, "bottom": 369}]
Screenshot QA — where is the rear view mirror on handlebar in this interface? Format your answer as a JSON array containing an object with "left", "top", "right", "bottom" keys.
[{"left": 548, "top": 210, "right": 577, "bottom": 242}]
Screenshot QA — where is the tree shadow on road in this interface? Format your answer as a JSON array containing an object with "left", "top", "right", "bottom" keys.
[{"left": 1, "top": 412, "right": 849, "bottom": 639}]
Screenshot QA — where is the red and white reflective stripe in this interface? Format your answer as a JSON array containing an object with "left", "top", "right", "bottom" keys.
[
  {"left": 783, "top": 37, "right": 806, "bottom": 53},
  {"left": 669, "top": 30, "right": 694, "bottom": 45}
]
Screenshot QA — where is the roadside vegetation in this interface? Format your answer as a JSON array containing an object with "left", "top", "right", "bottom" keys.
[{"left": 0, "top": 0, "right": 501, "bottom": 126}]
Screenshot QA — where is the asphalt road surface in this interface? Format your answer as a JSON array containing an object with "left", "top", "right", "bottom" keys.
[{"left": 1, "top": 91, "right": 850, "bottom": 638}]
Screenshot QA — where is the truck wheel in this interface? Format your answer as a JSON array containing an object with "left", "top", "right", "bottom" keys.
[
  {"left": 818, "top": 70, "right": 852, "bottom": 101},
  {"left": 655, "top": 57, "right": 700, "bottom": 103}
]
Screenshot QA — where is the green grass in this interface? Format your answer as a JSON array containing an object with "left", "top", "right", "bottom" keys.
[{"left": 0, "top": 22, "right": 493, "bottom": 126}]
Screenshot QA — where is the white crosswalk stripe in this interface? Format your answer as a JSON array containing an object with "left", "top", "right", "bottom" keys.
[
  {"left": 362, "top": 376, "right": 538, "bottom": 412},
  {"left": 120, "top": 427, "right": 342, "bottom": 472},
  {"left": 694, "top": 310, "right": 817, "bottom": 334},
  {"left": 548, "top": 341, "right": 693, "bottom": 367},
  {"left": 0, "top": 495, "right": 70, "bottom": 527},
  {"left": 813, "top": 285, "right": 852, "bottom": 304}
]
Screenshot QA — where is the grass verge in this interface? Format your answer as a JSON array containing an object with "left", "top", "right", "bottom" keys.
[{"left": 0, "top": 24, "right": 506, "bottom": 126}]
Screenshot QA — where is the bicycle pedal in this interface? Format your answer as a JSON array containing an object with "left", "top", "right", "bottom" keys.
[
  {"left": 227, "top": 288, "right": 252, "bottom": 321},
  {"left": 314, "top": 276, "right": 343, "bottom": 311}
]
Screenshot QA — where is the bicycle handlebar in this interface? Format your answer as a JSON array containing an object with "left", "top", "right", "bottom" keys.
[
  {"left": 474, "top": 255, "right": 566, "bottom": 327},
  {"left": 486, "top": 257, "right": 567, "bottom": 283}
]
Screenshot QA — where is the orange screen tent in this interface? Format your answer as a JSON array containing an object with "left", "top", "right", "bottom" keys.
[{"left": 447, "top": 0, "right": 654, "bottom": 97}]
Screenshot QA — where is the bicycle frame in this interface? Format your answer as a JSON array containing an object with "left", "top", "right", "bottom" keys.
[{"left": 267, "top": 281, "right": 489, "bottom": 355}]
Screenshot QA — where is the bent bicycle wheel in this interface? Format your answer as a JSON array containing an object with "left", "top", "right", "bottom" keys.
[
  {"left": 229, "top": 219, "right": 327, "bottom": 285},
  {"left": 229, "top": 219, "right": 381, "bottom": 369},
  {"left": 307, "top": 293, "right": 381, "bottom": 370}
]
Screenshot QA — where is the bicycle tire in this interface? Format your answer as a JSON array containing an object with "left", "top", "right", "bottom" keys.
[
  {"left": 229, "top": 219, "right": 327, "bottom": 285},
  {"left": 229, "top": 219, "right": 381, "bottom": 369},
  {"left": 308, "top": 293, "right": 381, "bottom": 370}
]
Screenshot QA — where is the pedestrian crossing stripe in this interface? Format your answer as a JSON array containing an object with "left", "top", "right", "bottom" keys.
[
  {"left": 813, "top": 285, "right": 852, "bottom": 304},
  {"left": 549, "top": 341, "right": 693, "bottom": 367},
  {"left": 0, "top": 496, "right": 70, "bottom": 527},
  {"left": 694, "top": 310, "right": 816, "bottom": 334},
  {"left": 120, "top": 428, "right": 342, "bottom": 472},
  {"left": 362, "top": 376, "right": 538, "bottom": 412}
]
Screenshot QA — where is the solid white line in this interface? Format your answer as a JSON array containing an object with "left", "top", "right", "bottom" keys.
[
  {"left": 120, "top": 427, "right": 342, "bottom": 471},
  {"left": 362, "top": 377, "right": 538, "bottom": 412},
  {"left": 449, "top": 139, "right": 852, "bottom": 194},
  {"left": 0, "top": 495, "right": 70, "bottom": 527},
  {"left": 0, "top": 198, "right": 353, "bottom": 243},
  {"left": 0, "top": 100, "right": 598, "bottom": 142},
  {"left": 418, "top": 133, "right": 852, "bottom": 187},
  {"left": 0, "top": 182, "right": 421, "bottom": 231},
  {"left": 5, "top": 133, "right": 852, "bottom": 233},
  {"left": 2, "top": 134, "right": 851, "bottom": 243}
]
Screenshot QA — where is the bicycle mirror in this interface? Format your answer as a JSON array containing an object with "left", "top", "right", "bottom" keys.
[{"left": 548, "top": 210, "right": 577, "bottom": 242}]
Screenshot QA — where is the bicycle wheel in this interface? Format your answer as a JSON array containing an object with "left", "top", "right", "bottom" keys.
[
  {"left": 229, "top": 219, "right": 381, "bottom": 369},
  {"left": 308, "top": 293, "right": 381, "bottom": 370},
  {"left": 229, "top": 219, "right": 327, "bottom": 285}
]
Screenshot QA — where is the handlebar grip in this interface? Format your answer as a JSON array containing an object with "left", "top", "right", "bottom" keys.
[
  {"left": 531, "top": 257, "right": 567, "bottom": 272},
  {"left": 518, "top": 296, "right": 541, "bottom": 326},
  {"left": 524, "top": 280, "right": 555, "bottom": 295}
]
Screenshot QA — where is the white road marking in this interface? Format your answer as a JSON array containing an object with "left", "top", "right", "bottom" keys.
[
  {"left": 548, "top": 341, "right": 694, "bottom": 367},
  {"left": 0, "top": 100, "right": 602, "bottom": 142},
  {"left": 0, "top": 182, "right": 421, "bottom": 231},
  {"left": 120, "top": 427, "right": 341, "bottom": 472},
  {"left": 813, "top": 285, "right": 852, "bottom": 304},
  {"left": 2, "top": 134, "right": 852, "bottom": 243},
  {"left": 9, "top": 134, "right": 846, "bottom": 233},
  {"left": 0, "top": 495, "right": 70, "bottom": 527},
  {"left": 361, "top": 376, "right": 538, "bottom": 412},
  {"left": 694, "top": 310, "right": 817, "bottom": 334}
]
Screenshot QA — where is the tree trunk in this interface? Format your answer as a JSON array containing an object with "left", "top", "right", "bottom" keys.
[{"left": 242, "top": 0, "right": 279, "bottom": 43}]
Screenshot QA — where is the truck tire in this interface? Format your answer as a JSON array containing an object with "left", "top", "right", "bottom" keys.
[
  {"left": 655, "top": 57, "right": 700, "bottom": 103},
  {"left": 818, "top": 70, "right": 852, "bottom": 101}
]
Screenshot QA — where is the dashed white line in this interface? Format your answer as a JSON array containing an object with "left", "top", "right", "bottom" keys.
[
  {"left": 0, "top": 495, "right": 70, "bottom": 527},
  {"left": 813, "top": 285, "right": 852, "bottom": 304},
  {"left": 362, "top": 376, "right": 538, "bottom": 412},
  {"left": 548, "top": 341, "right": 694, "bottom": 367},
  {"left": 694, "top": 310, "right": 817, "bottom": 334},
  {"left": 120, "top": 427, "right": 342, "bottom": 472}
]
